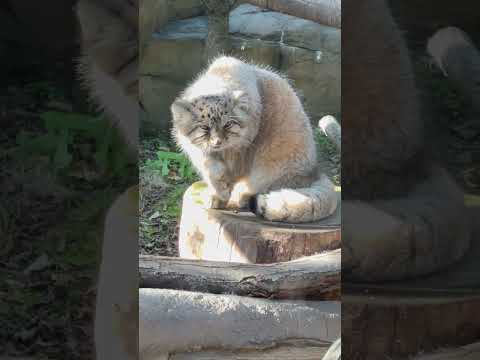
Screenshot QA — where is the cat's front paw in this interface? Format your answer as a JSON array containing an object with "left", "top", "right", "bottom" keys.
[
  {"left": 203, "top": 192, "right": 228, "bottom": 209},
  {"left": 226, "top": 194, "right": 252, "bottom": 210}
]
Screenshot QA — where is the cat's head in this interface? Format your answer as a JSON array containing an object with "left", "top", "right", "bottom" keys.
[{"left": 171, "top": 90, "right": 253, "bottom": 153}]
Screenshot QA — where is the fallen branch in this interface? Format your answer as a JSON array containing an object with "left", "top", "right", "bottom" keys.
[
  {"left": 140, "top": 249, "right": 340, "bottom": 300},
  {"left": 168, "top": 341, "right": 331, "bottom": 359}
]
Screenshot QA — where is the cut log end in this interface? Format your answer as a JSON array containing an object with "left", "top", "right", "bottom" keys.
[{"left": 178, "top": 182, "right": 341, "bottom": 263}]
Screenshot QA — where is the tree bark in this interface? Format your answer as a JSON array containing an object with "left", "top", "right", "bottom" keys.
[
  {"left": 140, "top": 249, "right": 340, "bottom": 300},
  {"left": 201, "top": 0, "right": 237, "bottom": 60},
  {"left": 243, "top": 0, "right": 341, "bottom": 29},
  {"left": 343, "top": 202, "right": 480, "bottom": 359},
  {"left": 139, "top": 289, "right": 340, "bottom": 357},
  {"left": 168, "top": 342, "right": 331, "bottom": 359},
  {"left": 343, "top": 293, "right": 480, "bottom": 359}
]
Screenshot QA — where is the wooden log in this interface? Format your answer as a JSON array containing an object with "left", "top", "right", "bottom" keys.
[
  {"left": 343, "top": 293, "right": 480, "bottom": 359},
  {"left": 427, "top": 27, "right": 480, "bottom": 115},
  {"left": 343, "top": 210, "right": 480, "bottom": 360},
  {"left": 139, "top": 289, "right": 340, "bottom": 359},
  {"left": 139, "top": 249, "right": 340, "bottom": 300},
  {"left": 243, "top": 0, "right": 341, "bottom": 29},
  {"left": 320, "top": 338, "right": 341, "bottom": 360},
  {"left": 169, "top": 341, "right": 331, "bottom": 360},
  {"left": 178, "top": 182, "right": 341, "bottom": 264}
]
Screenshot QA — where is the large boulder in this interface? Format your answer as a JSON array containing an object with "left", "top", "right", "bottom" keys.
[
  {"left": 140, "top": 0, "right": 204, "bottom": 52},
  {"left": 140, "top": 4, "right": 340, "bottom": 130}
]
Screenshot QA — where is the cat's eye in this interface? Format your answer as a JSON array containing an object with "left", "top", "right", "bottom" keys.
[
  {"left": 223, "top": 122, "right": 233, "bottom": 130},
  {"left": 200, "top": 125, "right": 210, "bottom": 131}
]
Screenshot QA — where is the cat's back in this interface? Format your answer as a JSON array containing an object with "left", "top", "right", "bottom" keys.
[
  {"left": 207, "top": 56, "right": 256, "bottom": 81},
  {"left": 183, "top": 56, "right": 258, "bottom": 98}
]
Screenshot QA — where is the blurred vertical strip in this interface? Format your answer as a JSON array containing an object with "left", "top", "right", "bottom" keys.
[{"left": 342, "top": 0, "right": 480, "bottom": 358}]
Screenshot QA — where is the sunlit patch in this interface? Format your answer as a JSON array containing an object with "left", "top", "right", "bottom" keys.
[{"left": 229, "top": 179, "right": 252, "bottom": 207}]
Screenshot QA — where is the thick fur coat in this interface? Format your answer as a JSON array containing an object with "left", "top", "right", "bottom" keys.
[{"left": 171, "top": 56, "right": 338, "bottom": 223}]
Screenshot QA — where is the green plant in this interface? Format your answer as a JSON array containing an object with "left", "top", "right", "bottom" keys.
[
  {"left": 315, "top": 128, "right": 338, "bottom": 157},
  {"left": 15, "top": 111, "right": 133, "bottom": 176},
  {"left": 145, "top": 150, "right": 197, "bottom": 182},
  {"left": 164, "top": 184, "right": 189, "bottom": 218}
]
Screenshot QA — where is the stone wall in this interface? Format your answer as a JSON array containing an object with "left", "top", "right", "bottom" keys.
[{"left": 140, "top": 3, "right": 341, "bottom": 130}]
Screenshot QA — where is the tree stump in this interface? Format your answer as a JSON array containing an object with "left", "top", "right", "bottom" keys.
[
  {"left": 178, "top": 182, "right": 341, "bottom": 263},
  {"left": 343, "top": 203, "right": 480, "bottom": 359}
]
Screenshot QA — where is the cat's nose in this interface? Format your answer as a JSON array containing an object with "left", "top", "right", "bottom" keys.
[{"left": 211, "top": 138, "right": 222, "bottom": 147}]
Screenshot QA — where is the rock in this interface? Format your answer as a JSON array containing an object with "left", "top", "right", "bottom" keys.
[
  {"left": 230, "top": 37, "right": 282, "bottom": 69},
  {"left": 229, "top": 4, "right": 340, "bottom": 54},
  {"left": 140, "top": 0, "right": 169, "bottom": 51},
  {"left": 140, "top": 76, "right": 184, "bottom": 129},
  {"left": 141, "top": 0, "right": 204, "bottom": 51},
  {"left": 167, "top": 0, "right": 204, "bottom": 22},
  {"left": 140, "top": 4, "right": 341, "bottom": 130},
  {"left": 279, "top": 45, "right": 340, "bottom": 120}
]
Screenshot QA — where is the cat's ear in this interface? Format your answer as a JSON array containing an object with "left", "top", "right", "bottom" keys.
[
  {"left": 171, "top": 99, "right": 193, "bottom": 123},
  {"left": 232, "top": 90, "right": 248, "bottom": 113},
  {"left": 231, "top": 90, "right": 249, "bottom": 120}
]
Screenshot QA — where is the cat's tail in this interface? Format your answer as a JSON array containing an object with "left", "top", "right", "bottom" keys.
[
  {"left": 250, "top": 115, "right": 340, "bottom": 223},
  {"left": 249, "top": 172, "right": 338, "bottom": 223}
]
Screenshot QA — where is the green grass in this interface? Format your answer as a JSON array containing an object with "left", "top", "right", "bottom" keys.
[
  {"left": 315, "top": 128, "right": 341, "bottom": 186},
  {"left": 164, "top": 184, "right": 190, "bottom": 218},
  {"left": 15, "top": 111, "right": 133, "bottom": 176},
  {"left": 139, "top": 133, "right": 199, "bottom": 255}
]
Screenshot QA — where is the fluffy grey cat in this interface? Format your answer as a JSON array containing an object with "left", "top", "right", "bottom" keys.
[{"left": 171, "top": 56, "right": 338, "bottom": 223}]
